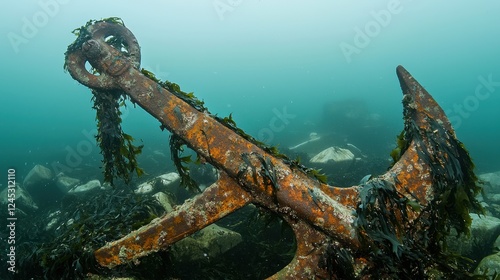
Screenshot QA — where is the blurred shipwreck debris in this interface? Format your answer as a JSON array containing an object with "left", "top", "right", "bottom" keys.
[
  {"left": 64, "top": 18, "right": 482, "bottom": 279},
  {"left": 288, "top": 132, "right": 321, "bottom": 150}
]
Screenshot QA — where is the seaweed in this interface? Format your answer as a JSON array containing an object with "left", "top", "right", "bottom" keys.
[
  {"left": 319, "top": 243, "right": 356, "bottom": 280},
  {"left": 64, "top": 17, "right": 145, "bottom": 186},
  {"left": 356, "top": 179, "right": 407, "bottom": 253},
  {"left": 352, "top": 93, "right": 485, "bottom": 278},
  {"left": 140, "top": 68, "right": 207, "bottom": 112},
  {"left": 169, "top": 133, "right": 200, "bottom": 193},
  {"left": 256, "top": 154, "right": 280, "bottom": 191},
  {"left": 389, "top": 130, "right": 407, "bottom": 164},
  {"left": 305, "top": 168, "right": 328, "bottom": 184},
  {"left": 11, "top": 188, "right": 166, "bottom": 280},
  {"left": 354, "top": 176, "right": 482, "bottom": 279},
  {"left": 92, "top": 89, "right": 144, "bottom": 186},
  {"left": 406, "top": 117, "right": 483, "bottom": 237}
]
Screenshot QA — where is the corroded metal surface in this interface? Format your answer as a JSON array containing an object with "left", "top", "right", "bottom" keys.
[
  {"left": 65, "top": 22, "right": 141, "bottom": 90},
  {"left": 94, "top": 172, "right": 251, "bottom": 268},
  {"left": 65, "top": 21, "right": 472, "bottom": 278},
  {"left": 268, "top": 219, "right": 330, "bottom": 279}
]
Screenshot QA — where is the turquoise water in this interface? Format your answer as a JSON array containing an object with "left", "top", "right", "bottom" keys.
[
  {"left": 1, "top": 1, "right": 500, "bottom": 278},
  {"left": 1, "top": 1, "right": 500, "bottom": 180}
]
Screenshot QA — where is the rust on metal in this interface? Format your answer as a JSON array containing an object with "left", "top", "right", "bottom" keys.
[
  {"left": 95, "top": 172, "right": 251, "bottom": 268},
  {"left": 64, "top": 21, "right": 477, "bottom": 278}
]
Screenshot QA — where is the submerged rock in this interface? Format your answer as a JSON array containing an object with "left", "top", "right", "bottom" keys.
[
  {"left": 134, "top": 172, "right": 180, "bottom": 194},
  {"left": 69, "top": 179, "right": 101, "bottom": 193},
  {"left": 157, "top": 172, "right": 180, "bottom": 186},
  {"left": 21, "top": 164, "right": 64, "bottom": 205},
  {"left": 135, "top": 181, "right": 154, "bottom": 194},
  {"left": 474, "top": 252, "right": 500, "bottom": 277},
  {"left": 446, "top": 214, "right": 500, "bottom": 260},
  {"left": 55, "top": 173, "right": 81, "bottom": 193},
  {"left": 310, "top": 146, "right": 355, "bottom": 163},
  {"left": 479, "top": 171, "right": 500, "bottom": 192},
  {"left": 479, "top": 171, "right": 500, "bottom": 216},
  {"left": 171, "top": 224, "right": 242, "bottom": 262},
  {"left": 489, "top": 194, "right": 500, "bottom": 203},
  {"left": 494, "top": 235, "right": 500, "bottom": 253},
  {"left": 152, "top": 192, "right": 175, "bottom": 213},
  {"left": 0, "top": 183, "right": 38, "bottom": 211},
  {"left": 23, "top": 164, "right": 54, "bottom": 189}
]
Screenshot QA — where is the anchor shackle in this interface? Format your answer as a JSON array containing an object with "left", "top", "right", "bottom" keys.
[{"left": 65, "top": 21, "right": 141, "bottom": 90}]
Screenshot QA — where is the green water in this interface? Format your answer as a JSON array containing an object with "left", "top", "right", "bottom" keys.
[
  {"left": 1, "top": 1, "right": 500, "bottom": 278},
  {"left": 2, "top": 1, "right": 499, "bottom": 180}
]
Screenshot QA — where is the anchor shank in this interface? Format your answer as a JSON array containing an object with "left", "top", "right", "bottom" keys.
[{"left": 113, "top": 66, "right": 361, "bottom": 248}]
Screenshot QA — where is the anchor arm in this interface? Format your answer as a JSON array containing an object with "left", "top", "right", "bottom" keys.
[{"left": 94, "top": 172, "right": 252, "bottom": 268}]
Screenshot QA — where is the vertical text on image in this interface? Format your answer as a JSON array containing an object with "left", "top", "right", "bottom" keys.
[{"left": 6, "top": 169, "right": 17, "bottom": 273}]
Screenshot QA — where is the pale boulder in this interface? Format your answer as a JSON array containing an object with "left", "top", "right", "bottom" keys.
[
  {"left": 0, "top": 183, "right": 38, "bottom": 211},
  {"left": 69, "top": 179, "right": 101, "bottom": 193},
  {"left": 23, "top": 164, "right": 53, "bottom": 189},
  {"left": 170, "top": 224, "right": 242, "bottom": 261},
  {"left": 55, "top": 174, "right": 81, "bottom": 193},
  {"left": 134, "top": 172, "right": 180, "bottom": 194},
  {"left": 153, "top": 192, "right": 175, "bottom": 213},
  {"left": 310, "top": 146, "right": 355, "bottom": 163}
]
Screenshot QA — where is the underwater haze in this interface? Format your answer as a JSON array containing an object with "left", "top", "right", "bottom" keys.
[
  {"left": 2, "top": 1, "right": 500, "bottom": 278},
  {"left": 1, "top": 1, "right": 500, "bottom": 179}
]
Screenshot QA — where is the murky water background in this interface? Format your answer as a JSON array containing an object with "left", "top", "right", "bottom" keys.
[
  {"left": 1, "top": 1, "right": 499, "bottom": 181},
  {"left": 1, "top": 1, "right": 500, "bottom": 278}
]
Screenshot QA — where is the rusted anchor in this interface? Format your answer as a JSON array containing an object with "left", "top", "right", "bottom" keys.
[{"left": 65, "top": 20, "right": 481, "bottom": 278}]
